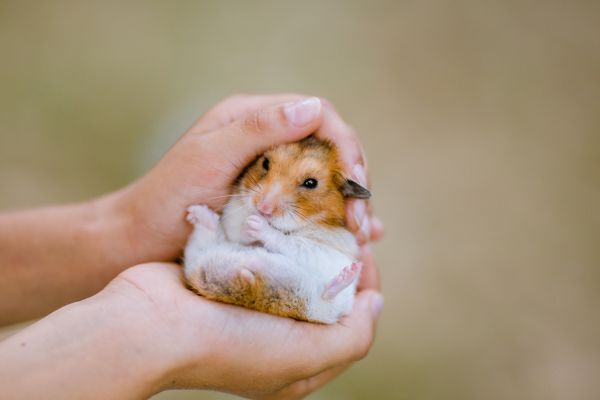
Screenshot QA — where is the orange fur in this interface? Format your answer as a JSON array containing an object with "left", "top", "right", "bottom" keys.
[
  {"left": 237, "top": 137, "right": 347, "bottom": 228},
  {"left": 187, "top": 269, "right": 311, "bottom": 321}
]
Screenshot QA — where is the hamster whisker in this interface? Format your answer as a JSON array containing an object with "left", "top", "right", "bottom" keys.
[
  {"left": 288, "top": 207, "right": 318, "bottom": 228},
  {"left": 239, "top": 184, "right": 261, "bottom": 195},
  {"left": 242, "top": 174, "right": 261, "bottom": 187},
  {"left": 221, "top": 203, "right": 250, "bottom": 219},
  {"left": 203, "top": 193, "right": 248, "bottom": 201}
]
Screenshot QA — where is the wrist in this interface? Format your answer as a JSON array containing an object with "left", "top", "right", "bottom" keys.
[{"left": 77, "top": 190, "right": 139, "bottom": 274}]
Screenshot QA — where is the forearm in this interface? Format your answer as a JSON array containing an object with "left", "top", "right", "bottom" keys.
[
  {"left": 0, "top": 192, "right": 137, "bottom": 324},
  {"left": 0, "top": 296, "right": 172, "bottom": 399}
]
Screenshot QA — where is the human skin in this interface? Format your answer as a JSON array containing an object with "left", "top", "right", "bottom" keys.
[
  {"left": 0, "top": 94, "right": 383, "bottom": 397},
  {"left": 0, "top": 94, "right": 383, "bottom": 325},
  {"left": 0, "top": 262, "right": 383, "bottom": 399}
]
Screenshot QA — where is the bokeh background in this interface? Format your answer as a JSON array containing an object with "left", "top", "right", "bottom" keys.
[{"left": 1, "top": 1, "right": 599, "bottom": 399}]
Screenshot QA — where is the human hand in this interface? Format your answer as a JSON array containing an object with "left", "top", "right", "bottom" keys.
[
  {"left": 0, "top": 261, "right": 381, "bottom": 399},
  {"left": 110, "top": 94, "right": 383, "bottom": 263},
  {"left": 0, "top": 93, "right": 383, "bottom": 327},
  {"left": 102, "top": 262, "right": 384, "bottom": 399}
]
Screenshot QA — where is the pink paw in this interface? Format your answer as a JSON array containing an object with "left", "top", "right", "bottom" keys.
[
  {"left": 322, "top": 262, "right": 362, "bottom": 300},
  {"left": 239, "top": 268, "right": 256, "bottom": 286},
  {"left": 186, "top": 205, "right": 219, "bottom": 230},
  {"left": 245, "top": 214, "right": 268, "bottom": 239}
]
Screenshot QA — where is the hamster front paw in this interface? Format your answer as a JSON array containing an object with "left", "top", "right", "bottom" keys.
[
  {"left": 245, "top": 214, "right": 270, "bottom": 240},
  {"left": 245, "top": 215, "right": 291, "bottom": 253},
  {"left": 187, "top": 204, "right": 219, "bottom": 230}
]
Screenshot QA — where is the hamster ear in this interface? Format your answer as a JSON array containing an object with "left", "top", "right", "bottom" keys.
[{"left": 341, "top": 179, "right": 371, "bottom": 199}]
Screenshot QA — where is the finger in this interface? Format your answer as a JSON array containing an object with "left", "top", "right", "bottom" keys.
[
  {"left": 313, "top": 101, "right": 374, "bottom": 240},
  {"left": 200, "top": 97, "right": 323, "bottom": 181},
  {"left": 314, "top": 99, "right": 366, "bottom": 174},
  {"left": 346, "top": 199, "right": 370, "bottom": 244},
  {"left": 370, "top": 215, "right": 384, "bottom": 241},
  {"left": 347, "top": 203, "right": 383, "bottom": 244},
  {"left": 357, "top": 245, "right": 380, "bottom": 291},
  {"left": 189, "top": 94, "right": 307, "bottom": 134}
]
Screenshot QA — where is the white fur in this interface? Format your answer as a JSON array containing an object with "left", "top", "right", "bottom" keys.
[{"left": 184, "top": 195, "right": 360, "bottom": 324}]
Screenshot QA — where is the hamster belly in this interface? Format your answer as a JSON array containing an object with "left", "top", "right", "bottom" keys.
[{"left": 296, "top": 248, "right": 358, "bottom": 324}]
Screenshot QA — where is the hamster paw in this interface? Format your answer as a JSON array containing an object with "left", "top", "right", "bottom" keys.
[
  {"left": 239, "top": 268, "right": 256, "bottom": 286},
  {"left": 245, "top": 214, "right": 269, "bottom": 240},
  {"left": 187, "top": 204, "right": 219, "bottom": 230},
  {"left": 322, "top": 262, "right": 362, "bottom": 300}
]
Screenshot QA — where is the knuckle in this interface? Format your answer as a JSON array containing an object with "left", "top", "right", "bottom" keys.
[{"left": 242, "top": 109, "right": 269, "bottom": 135}]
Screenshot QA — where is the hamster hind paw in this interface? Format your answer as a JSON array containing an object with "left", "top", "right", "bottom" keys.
[
  {"left": 322, "top": 262, "right": 362, "bottom": 300},
  {"left": 239, "top": 268, "right": 256, "bottom": 286},
  {"left": 187, "top": 204, "right": 219, "bottom": 230}
]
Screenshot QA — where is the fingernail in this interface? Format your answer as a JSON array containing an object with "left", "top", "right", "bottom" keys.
[
  {"left": 351, "top": 164, "right": 367, "bottom": 187},
  {"left": 371, "top": 293, "right": 384, "bottom": 318},
  {"left": 353, "top": 200, "right": 367, "bottom": 229},
  {"left": 371, "top": 216, "right": 384, "bottom": 234},
  {"left": 284, "top": 97, "right": 321, "bottom": 127}
]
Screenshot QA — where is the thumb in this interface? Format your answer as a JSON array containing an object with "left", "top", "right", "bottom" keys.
[{"left": 203, "top": 97, "right": 323, "bottom": 173}]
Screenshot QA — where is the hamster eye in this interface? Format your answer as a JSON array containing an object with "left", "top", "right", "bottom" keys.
[
  {"left": 262, "top": 157, "right": 270, "bottom": 171},
  {"left": 301, "top": 178, "right": 318, "bottom": 189}
]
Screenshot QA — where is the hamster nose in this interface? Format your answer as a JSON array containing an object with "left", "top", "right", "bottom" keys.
[{"left": 256, "top": 200, "right": 274, "bottom": 217}]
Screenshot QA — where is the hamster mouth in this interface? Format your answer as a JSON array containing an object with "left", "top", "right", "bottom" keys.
[
  {"left": 247, "top": 201, "right": 305, "bottom": 235},
  {"left": 267, "top": 220, "right": 298, "bottom": 235},
  {"left": 263, "top": 214, "right": 310, "bottom": 235}
]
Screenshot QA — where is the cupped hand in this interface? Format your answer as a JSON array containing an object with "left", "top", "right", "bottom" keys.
[
  {"left": 114, "top": 94, "right": 383, "bottom": 263},
  {"left": 102, "top": 262, "right": 383, "bottom": 399}
]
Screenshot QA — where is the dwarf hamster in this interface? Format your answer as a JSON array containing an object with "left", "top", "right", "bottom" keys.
[{"left": 183, "top": 136, "right": 371, "bottom": 324}]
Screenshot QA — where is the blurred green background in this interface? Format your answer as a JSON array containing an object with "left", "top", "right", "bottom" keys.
[{"left": 1, "top": 1, "right": 599, "bottom": 399}]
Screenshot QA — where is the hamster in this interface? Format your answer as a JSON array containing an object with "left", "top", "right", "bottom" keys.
[{"left": 183, "top": 136, "right": 371, "bottom": 324}]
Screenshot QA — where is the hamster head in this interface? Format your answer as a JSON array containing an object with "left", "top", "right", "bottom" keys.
[{"left": 235, "top": 136, "right": 371, "bottom": 233}]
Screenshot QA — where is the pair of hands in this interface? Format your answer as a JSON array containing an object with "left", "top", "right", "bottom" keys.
[
  {"left": 111, "top": 94, "right": 384, "bottom": 398},
  {"left": 1, "top": 94, "right": 383, "bottom": 399}
]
